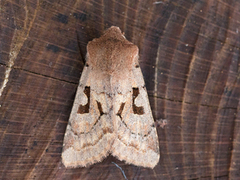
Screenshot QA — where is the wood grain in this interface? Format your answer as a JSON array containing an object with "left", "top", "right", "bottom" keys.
[{"left": 0, "top": 0, "right": 240, "bottom": 179}]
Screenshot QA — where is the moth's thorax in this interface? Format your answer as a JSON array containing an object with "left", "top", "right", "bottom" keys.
[
  {"left": 86, "top": 29, "right": 139, "bottom": 95},
  {"left": 87, "top": 27, "right": 139, "bottom": 75}
]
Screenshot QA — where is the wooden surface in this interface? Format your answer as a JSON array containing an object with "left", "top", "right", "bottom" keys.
[{"left": 0, "top": 0, "right": 240, "bottom": 179}]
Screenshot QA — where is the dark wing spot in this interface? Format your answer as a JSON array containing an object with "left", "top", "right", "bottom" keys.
[
  {"left": 77, "top": 86, "right": 90, "bottom": 114},
  {"left": 116, "top": 103, "right": 125, "bottom": 119},
  {"left": 96, "top": 101, "right": 104, "bottom": 116},
  {"left": 132, "top": 88, "right": 144, "bottom": 115}
]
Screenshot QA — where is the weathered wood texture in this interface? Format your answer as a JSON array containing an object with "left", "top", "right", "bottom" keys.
[{"left": 0, "top": 0, "right": 240, "bottom": 179}]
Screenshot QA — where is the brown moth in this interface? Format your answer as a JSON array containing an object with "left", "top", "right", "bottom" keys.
[{"left": 62, "top": 26, "right": 159, "bottom": 168}]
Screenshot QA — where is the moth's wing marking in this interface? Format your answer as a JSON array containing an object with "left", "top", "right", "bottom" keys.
[
  {"left": 111, "top": 65, "right": 160, "bottom": 168},
  {"left": 62, "top": 65, "right": 114, "bottom": 168}
]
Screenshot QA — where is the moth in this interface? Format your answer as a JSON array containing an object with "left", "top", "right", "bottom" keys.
[{"left": 62, "top": 26, "right": 159, "bottom": 168}]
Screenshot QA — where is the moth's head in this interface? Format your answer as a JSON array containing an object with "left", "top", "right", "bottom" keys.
[{"left": 101, "top": 26, "right": 126, "bottom": 41}]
